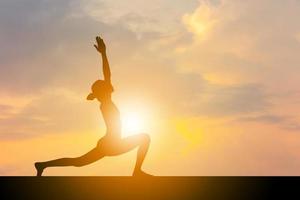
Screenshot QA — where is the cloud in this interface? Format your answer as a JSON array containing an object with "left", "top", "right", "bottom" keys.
[
  {"left": 0, "top": 0, "right": 144, "bottom": 95},
  {"left": 157, "top": 0, "right": 300, "bottom": 119},
  {"left": 178, "top": 0, "right": 300, "bottom": 84},
  {"left": 182, "top": 1, "right": 222, "bottom": 39},
  {"left": 238, "top": 115, "right": 287, "bottom": 124},
  {"left": 237, "top": 114, "right": 300, "bottom": 131},
  {"left": 0, "top": 104, "right": 13, "bottom": 116},
  {"left": 116, "top": 60, "right": 270, "bottom": 118},
  {"left": 0, "top": 0, "right": 74, "bottom": 94},
  {"left": 0, "top": 88, "right": 99, "bottom": 140},
  {"left": 0, "top": 0, "right": 276, "bottom": 142},
  {"left": 82, "top": 0, "right": 198, "bottom": 36},
  {"left": 193, "top": 84, "right": 269, "bottom": 116},
  {"left": 0, "top": 0, "right": 299, "bottom": 137}
]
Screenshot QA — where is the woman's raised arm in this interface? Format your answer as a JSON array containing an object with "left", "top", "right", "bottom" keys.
[{"left": 94, "top": 36, "right": 111, "bottom": 84}]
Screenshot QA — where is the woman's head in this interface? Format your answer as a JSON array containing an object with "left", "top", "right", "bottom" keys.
[{"left": 87, "top": 80, "right": 113, "bottom": 102}]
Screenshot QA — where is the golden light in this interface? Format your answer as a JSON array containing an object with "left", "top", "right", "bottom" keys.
[
  {"left": 122, "top": 112, "right": 145, "bottom": 134},
  {"left": 119, "top": 100, "right": 156, "bottom": 137}
]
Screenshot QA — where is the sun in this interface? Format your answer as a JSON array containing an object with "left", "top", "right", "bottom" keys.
[
  {"left": 122, "top": 112, "right": 146, "bottom": 136},
  {"left": 119, "top": 99, "right": 157, "bottom": 137}
]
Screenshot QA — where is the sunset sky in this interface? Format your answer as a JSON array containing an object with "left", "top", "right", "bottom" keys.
[{"left": 1, "top": 0, "right": 300, "bottom": 175}]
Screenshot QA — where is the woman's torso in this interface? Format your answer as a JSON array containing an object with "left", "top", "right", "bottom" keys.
[{"left": 100, "top": 101, "right": 122, "bottom": 139}]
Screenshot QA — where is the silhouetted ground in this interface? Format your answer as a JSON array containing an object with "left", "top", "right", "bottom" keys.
[{"left": 0, "top": 176, "right": 298, "bottom": 199}]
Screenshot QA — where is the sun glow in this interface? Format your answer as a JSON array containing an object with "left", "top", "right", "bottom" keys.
[
  {"left": 122, "top": 112, "right": 145, "bottom": 134},
  {"left": 120, "top": 102, "right": 153, "bottom": 137}
]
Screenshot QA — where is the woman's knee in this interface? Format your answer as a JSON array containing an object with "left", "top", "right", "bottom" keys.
[{"left": 140, "top": 133, "right": 151, "bottom": 145}]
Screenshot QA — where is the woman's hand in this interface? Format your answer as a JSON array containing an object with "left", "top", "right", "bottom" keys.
[{"left": 94, "top": 36, "right": 106, "bottom": 54}]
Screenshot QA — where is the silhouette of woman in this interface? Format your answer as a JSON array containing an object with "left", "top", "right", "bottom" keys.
[{"left": 35, "top": 36, "right": 151, "bottom": 176}]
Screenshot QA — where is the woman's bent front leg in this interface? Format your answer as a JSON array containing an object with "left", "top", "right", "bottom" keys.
[{"left": 106, "top": 133, "right": 151, "bottom": 176}]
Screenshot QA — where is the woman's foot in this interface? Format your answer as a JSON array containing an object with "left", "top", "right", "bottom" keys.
[
  {"left": 34, "top": 162, "right": 45, "bottom": 176},
  {"left": 133, "top": 169, "right": 153, "bottom": 177}
]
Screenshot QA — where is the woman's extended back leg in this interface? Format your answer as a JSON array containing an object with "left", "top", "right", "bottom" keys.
[{"left": 35, "top": 147, "right": 105, "bottom": 176}]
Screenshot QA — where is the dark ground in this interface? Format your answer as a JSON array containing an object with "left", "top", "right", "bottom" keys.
[{"left": 0, "top": 176, "right": 298, "bottom": 200}]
